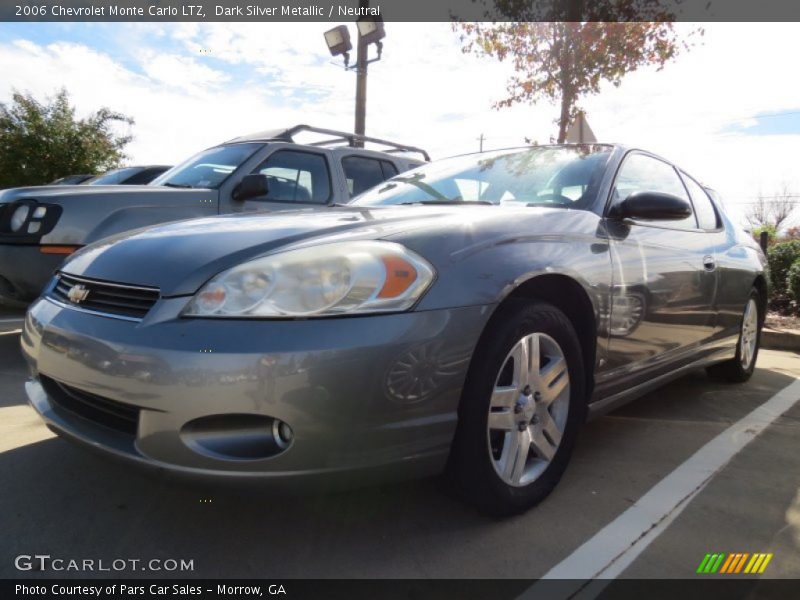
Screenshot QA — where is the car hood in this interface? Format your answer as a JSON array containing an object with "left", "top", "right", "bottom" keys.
[{"left": 61, "top": 205, "right": 586, "bottom": 297}]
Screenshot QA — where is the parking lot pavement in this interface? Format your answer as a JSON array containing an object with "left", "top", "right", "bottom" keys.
[{"left": 1, "top": 330, "right": 799, "bottom": 581}]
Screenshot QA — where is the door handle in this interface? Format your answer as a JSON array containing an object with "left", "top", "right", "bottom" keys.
[{"left": 702, "top": 255, "right": 716, "bottom": 271}]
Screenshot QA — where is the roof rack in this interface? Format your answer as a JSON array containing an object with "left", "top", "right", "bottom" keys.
[{"left": 225, "top": 124, "right": 430, "bottom": 161}]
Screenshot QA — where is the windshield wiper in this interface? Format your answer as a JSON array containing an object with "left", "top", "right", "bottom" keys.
[
  {"left": 400, "top": 200, "right": 494, "bottom": 206},
  {"left": 162, "top": 182, "right": 193, "bottom": 189}
]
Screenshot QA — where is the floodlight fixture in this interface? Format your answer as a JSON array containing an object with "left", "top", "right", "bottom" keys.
[
  {"left": 324, "top": 25, "right": 352, "bottom": 57},
  {"left": 356, "top": 17, "right": 385, "bottom": 45}
]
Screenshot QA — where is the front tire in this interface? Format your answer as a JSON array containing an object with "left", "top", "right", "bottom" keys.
[
  {"left": 707, "top": 289, "right": 762, "bottom": 383},
  {"left": 449, "top": 301, "right": 586, "bottom": 516}
]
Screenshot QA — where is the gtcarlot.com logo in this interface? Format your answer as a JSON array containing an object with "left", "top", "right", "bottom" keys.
[
  {"left": 14, "top": 554, "right": 194, "bottom": 572},
  {"left": 696, "top": 552, "right": 773, "bottom": 575}
]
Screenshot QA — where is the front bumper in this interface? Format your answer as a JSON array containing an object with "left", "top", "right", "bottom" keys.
[
  {"left": 22, "top": 296, "right": 492, "bottom": 484},
  {"left": 0, "top": 244, "right": 66, "bottom": 306}
]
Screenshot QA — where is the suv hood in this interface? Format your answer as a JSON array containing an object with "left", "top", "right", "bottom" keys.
[
  {"left": 0, "top": 184, "right": 210, "bottom": 203},
  {"left": 61, "top": 205, "right": 539, "bottom": 296}
]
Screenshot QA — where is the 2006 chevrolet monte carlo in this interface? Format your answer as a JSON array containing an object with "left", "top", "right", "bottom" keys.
[{"left": 21, "top": 144, "right": 766, "bottom": 515}]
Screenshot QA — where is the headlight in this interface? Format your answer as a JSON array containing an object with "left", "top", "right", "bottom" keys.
[
  {"left": 10, "top": 205, "right": 29, "bottom": 232},
  {"left": 183, "top": 241, "right": 435, "bottom": 318}
]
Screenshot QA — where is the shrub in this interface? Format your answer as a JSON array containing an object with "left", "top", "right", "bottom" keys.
[
  {"left": 788, "top": 259, "right": 800, "bottom": 303},
  {"left": 751, "top": 224, "right": 777, "bottom": 245},
  {"left": 767, "top": 240, "right": 800, "bottom": 296}
]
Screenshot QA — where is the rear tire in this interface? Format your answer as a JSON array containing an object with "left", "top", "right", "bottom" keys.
[
  {"left": 706, "top": 289, "right": 762, "bottom": 383},
  {"left": 449, "top": 300, "right": 586, "bottom": 516}
]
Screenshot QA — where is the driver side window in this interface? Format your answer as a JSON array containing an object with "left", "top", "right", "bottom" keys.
[
  {"left": 251, "top": 150, "right": 331, "bottom": 204},
  {"left": 612, "top": 153, "right": 697, "bottom": 230}
]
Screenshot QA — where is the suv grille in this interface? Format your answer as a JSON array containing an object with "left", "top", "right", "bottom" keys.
[
  {"left": 52, "top": 273, "right": 159, "bottom": 320},
  {"left": 41, "top": 376, "right": 140, "bottom": 436}
]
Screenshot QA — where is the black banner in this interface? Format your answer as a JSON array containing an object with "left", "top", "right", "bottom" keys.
[
  {"left": 4, "top": 579, "right": 800, "bottom": 600},
  {"left": 2, "top": 0, "right": 800, "bottom": 23}
]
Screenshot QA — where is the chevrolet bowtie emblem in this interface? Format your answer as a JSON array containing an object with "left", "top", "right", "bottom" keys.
[{"left": 67, "top": 284, "right": 90, "bottom": 304}]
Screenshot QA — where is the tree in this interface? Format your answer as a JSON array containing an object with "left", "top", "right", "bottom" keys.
[
  {"left": 457, "top": 21, "right": 700, "bottom": 142},
  {"left": 746, "top": 183, "right": 798, "bottom": 234},
  {"left": 0, "top": 89, "right": 133, "bottom": 187}
]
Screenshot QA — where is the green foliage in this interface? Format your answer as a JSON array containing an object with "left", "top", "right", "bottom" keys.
[
  {"left": 751, "top": 223, "right": 777, "bottom": 244},
  {"left": 0, "top": 88, "right": 133, "bottom": 187},
  {"left": 767, "top": 240, "right": 800, "bottom": 296},
  {"left": 457, "top": 22, "right": 701, "bottom": 142},
  {"left": 788, "top": 259, "right": 800, "bottom": 303}
]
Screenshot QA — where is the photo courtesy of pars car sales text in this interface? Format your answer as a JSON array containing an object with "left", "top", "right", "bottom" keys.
[
  {"left": 2, "top": 1, "right": 800, "bottom": 599},
  {"left": 15, "top": 584, "right": 283, "bottom": 596}
]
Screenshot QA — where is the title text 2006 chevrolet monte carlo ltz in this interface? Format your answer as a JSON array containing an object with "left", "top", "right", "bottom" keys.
[{"left": 21, "top": 144, "right": 765, "bottom": 515}]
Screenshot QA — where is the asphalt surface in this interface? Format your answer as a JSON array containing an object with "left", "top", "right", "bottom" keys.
[{"left": 1, "top": 330, "right": 800, "bottom": 583}]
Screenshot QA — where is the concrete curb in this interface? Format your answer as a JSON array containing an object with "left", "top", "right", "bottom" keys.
[{"left": 762, "top": 328, "right": 800, "bottom": 352}]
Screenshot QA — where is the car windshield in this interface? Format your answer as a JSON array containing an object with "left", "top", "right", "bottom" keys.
[
  {"left": 85, "top": 167, "right": 142, "bottom": 185},
  {"left": 150, "top": 143, "right": 263, "bottom": 189},
  {"left": 352, "top": 146, "right": 612, "bottom": 209}
]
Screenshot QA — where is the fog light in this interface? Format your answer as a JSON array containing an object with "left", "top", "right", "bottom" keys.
[
  {"left": 10, "top": 205, "right": 29, "bottom": 232},
  {"left": 274, "top": 420, "right": 294, "bottom": 449},
  {"left": 181, "top": 414, "right": 293, "bottom": 460}
]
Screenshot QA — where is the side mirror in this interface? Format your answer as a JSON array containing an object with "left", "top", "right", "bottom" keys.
[
  {"left": 234, "top": 174, "right": 269, "bottom": 201},
  {"left": 611, "top": 191, "right": 692, "bottom": 221}
]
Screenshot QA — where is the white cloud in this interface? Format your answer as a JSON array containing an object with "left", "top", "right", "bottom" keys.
[{"left": 141, "top": 51, "right": 230, "bottom": 92}]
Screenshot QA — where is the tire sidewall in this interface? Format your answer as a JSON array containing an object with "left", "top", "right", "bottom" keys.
[
  {"left": 453, "top": 301, "right": 586, "bottom": 513},
  {"left": 737, "top": 290, "right": 763, "bottom": 377}
]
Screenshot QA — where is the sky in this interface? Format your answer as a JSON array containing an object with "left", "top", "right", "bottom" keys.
[{"left": 1, "top": 22, "right": 799, "bottom": 227}]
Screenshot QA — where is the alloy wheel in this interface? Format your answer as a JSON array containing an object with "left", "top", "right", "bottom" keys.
[
  {"left": 487, "top": 332, "right": 570, "bottom": 487},
  {"left": 740, "top": 298, "right": 758, "bottom": 369}
]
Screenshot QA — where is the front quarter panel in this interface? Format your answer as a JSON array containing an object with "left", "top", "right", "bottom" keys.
[{"left": 388, "top": 208, "right": 612, "bottom": 364}]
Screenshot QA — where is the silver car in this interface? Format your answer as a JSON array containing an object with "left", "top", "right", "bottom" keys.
[{"left": 22, "top": 145, "right": 766, "bottom": 515}]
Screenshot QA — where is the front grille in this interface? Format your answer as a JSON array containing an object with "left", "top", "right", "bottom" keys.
[
  {"left": 41, "top": 376, "right": 140, "bottom": 436},
  {"left": 51, "top": 273, "right": 159, "bottom": 320}
]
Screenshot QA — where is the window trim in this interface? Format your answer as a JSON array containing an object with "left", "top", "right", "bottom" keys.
[
  {"left": 678, "top": 170, "right": 725, "bottom": 233},
  {"left": 249, "top": 148, "right": 334, "bottom": 205},
  {"left": 604, "top": 150, "right": 706, "bottom": 233},
  {"left": 379, "top": 159, "right": 399, "bottom": 180}
]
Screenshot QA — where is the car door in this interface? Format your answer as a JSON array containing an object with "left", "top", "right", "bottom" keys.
[
  {"left": 602, "top": 152, "right": 718, "bottom": 389},
  {"left": 683, "top": 181, "right": 749, "bottom": 340},
  {"left": 239, "top": 148, "right": 335, "bottom": 213}
]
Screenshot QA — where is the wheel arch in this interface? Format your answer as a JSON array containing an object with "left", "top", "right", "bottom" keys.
[{"left": 473, "top": 273, "right": 598, "bottom": 405}]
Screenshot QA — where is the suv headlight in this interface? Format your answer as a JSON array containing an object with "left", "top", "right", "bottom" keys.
[
  {"left": 10, "top": 205, "right": 29, "bottom": 232},
  {"left": 183, "top": 241, "right": 435, "bottom": 318}
]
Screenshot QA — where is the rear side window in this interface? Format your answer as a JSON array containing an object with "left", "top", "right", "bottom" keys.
[
  {"left": 252, "top": 150, "right": 331, "bottom": 204},
  {"left": 611, "top": 153, "right": 697, "bottom": 230},
  {"left": 124, "top": 168, "right": 164, "bottom": 185},
  {"left": 681, "top": 172, "right": 720, "bottom": 230},
  {"left": 342, "top": 156, "right": 397, "bottom": 196}
]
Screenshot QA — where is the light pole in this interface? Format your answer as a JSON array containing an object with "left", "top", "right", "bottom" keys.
[
  {"left": 324, "top": 4, "right": 385, "bottom": 145},
  {"left": 353, "top": 2, "right": 369, "bottom": 141}
]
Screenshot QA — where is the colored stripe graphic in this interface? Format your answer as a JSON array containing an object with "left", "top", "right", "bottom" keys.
[
  {"left": 759, "top": 554, "right": 774, "bottom": 573},
  {"left": 710, "top": 553, "right": 726, "bottom": 573},
  {"left": 704, "top": 554, "right": 719, "bottom": 573},
  {"left": 696, "top": 554, "right": 712, "bottom": 573},
  {"left": 735, "top": 553, "right": 749, "bottom": 573},
  {"left": 698, "top": 552, "right": 773, "bottom": 574},
  {"left": 728, "top": 552, "right": 742, "bottom": 573},
  {"left": 720, "top": 554, "right": 736, "bottom": 573}
]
